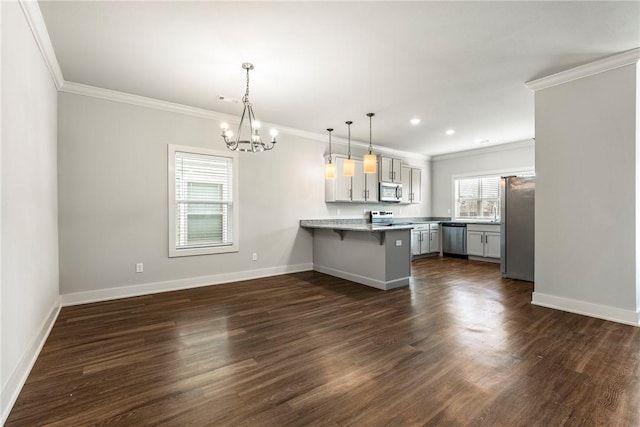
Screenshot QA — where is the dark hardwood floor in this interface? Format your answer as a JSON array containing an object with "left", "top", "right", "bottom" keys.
[{"left": 7, "top": 257, "right": 640, "bottom": 426}]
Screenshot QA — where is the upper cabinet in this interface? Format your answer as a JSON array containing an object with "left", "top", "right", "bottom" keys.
[
  {"left": 325, "top": 155, "right": 418, "bottom": 205},
  {"left": 401, "top": 165, "right": 422, "bottom": 204},
  {"left": 379, "top": 156, "right": 402, "bottom": 183},
  {"left": 326, "top": 156, "right": 378, "bottom": 203}
]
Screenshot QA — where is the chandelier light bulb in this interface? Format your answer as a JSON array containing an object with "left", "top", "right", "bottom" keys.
[
  {"left": 252, "top": 121, "right": 261, "bottom": 129},
  {"left": 270, "top": 129, "right": 278, "bottom": 138}
]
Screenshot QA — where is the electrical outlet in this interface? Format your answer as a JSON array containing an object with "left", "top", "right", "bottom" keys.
[
  {"left": 252, "top": 253, "right": 258, "bottom": 261},
  {"left": 395, "top": 240, "right": 402, "bottom": 247},
  {"left": 136, "top": 263, "right": 143, "bottom": 273}
]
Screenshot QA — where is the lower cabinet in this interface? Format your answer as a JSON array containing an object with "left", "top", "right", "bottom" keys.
[
  {"left": 466, "top": 224, "right": 500, "bottom": 260},
  {"left": 412, "top": 224, "right": 440, "bottom": 256}
]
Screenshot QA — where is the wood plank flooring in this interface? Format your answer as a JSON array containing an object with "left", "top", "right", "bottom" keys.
[{"left": 7, "top": 257, "right": 640, "bottom": 426}]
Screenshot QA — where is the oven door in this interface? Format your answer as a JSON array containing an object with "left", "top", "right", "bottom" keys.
[{"left": 380, "top": 183, "right": 402, "bottom": 202}]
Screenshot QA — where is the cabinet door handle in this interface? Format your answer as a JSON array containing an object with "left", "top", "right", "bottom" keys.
[{"left": 349, "top": 189, "right": 352, "bottom": 199}]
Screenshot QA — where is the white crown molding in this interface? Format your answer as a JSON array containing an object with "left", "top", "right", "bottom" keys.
[
  {"left": 18, "top": 0, "right": 64, "bottom": 90},
  {"left": 431, "top": 139, "right": 535, "bottom": 162},
  {"left": 526, "top": 47, "right": 640, "bottom": 91},
  {"left": 60, "top": 81, "right": 429, "bottom": 161}
]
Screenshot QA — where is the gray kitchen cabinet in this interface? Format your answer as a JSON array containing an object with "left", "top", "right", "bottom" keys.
[
  {"left": 326, "top": 156, "right": 377, "bottom": 203},
  {"left": 363, "top": 168, "right": 378, "bottom": 202},
  {"left": 401, "top": 165, "right": 422, "bottom": 204},
  {"left": 412, "top": 224, "right": 440, "bottom": 256},
  {"left": 380, "top": 156, "right": 402, "bottom": 183},
  {"left": 410, "top": 168, "right": 422, "bottom": 204},
  {"left": 467, "top": 224, "right": 500, "bottom": 260}
]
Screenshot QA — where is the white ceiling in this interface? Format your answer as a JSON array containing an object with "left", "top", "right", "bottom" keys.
[{"left": 38, "top": 1, "right": 640, "bottom": 156}]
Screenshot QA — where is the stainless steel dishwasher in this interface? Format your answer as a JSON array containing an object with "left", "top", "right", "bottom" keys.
[{"left": 441, "top": 222, "right": 467, "bottom": 258}]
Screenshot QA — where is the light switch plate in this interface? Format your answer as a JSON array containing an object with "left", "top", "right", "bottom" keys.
[{"left": 395, "top": 240, "right": 402, "bottom": 246}]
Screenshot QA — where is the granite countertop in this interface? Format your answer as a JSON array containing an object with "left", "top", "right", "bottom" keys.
[
  {"left": 299, "top": 219, "right": 415, "bottom": 232},
  {"left": 300, "top": 217, "right": 500, "bottom": 229}
]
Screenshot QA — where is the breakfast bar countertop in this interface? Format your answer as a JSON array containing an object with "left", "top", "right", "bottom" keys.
[{"left": 299, "top": 219, "right": 418, "bottom": 232}]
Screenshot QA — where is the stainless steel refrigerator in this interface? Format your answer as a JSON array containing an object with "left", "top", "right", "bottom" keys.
[{"left": 500, "top": 176, "right": 535, "bottom": 282}]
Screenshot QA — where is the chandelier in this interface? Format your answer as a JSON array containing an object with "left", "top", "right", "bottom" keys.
[{"left": 221, "top": 63, "right": 277, "bottom": 152}]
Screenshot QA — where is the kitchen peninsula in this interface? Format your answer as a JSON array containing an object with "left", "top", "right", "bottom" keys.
[{"left": 300, "top": 218, "right": 414, "bottom": 290}]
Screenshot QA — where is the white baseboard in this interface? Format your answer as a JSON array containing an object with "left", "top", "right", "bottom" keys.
[
  {"left": 60, "top": 263, "right": 313, "bottom": 306},
  {"left": 313, "top": 264, "right": 409, "bottom": 290},
  {"left": 532, "top": 292, "right": 640, "bottom": 327},
  {"left": 1, "top": 300, "right": 61, "bottom": 425}
]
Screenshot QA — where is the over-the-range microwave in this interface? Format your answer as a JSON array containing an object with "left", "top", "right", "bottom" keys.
[{"left": 379, "top": 182, "right": 402, "bottom": 203}]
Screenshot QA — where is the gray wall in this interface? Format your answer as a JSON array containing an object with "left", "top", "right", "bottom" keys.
[
  {"left": 57, "top": 93, "right": 429, "bottom": 297},
  {"left": 534, "top": 63, "right": 639, "bottom": 313},
  {"left": 1, "top": 1, "right": 60, "bottom": 420},
  {"left": 431, "top": 142, "right": 535, "bottom": 217}
]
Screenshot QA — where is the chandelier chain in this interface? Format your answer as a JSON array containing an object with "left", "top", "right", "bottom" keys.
[{"left": 244, "top": 67, "right": 250, "bottom": 103}]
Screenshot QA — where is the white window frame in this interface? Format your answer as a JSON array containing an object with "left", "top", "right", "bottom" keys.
[
  {"left": 451, "top": 168, "right": 534, "bottom": 222},
  {"left": 168, "top": 144, "right": 239, "bottom": 257}
]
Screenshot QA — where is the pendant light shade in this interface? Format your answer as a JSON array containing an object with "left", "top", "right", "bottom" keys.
[
  {"left": 325, "top": 162, "right": 337, "bottom": 179},
  {"left": 363, "top": 154, "right": 377, "bottom": 174},
  {"left": 363, "top": 113, "right": 377, "bottom": 174},
  {"left": 343, "top": 159, "right": 355, "bottom": 177},
  {"left": 325, "top": 128, "right": 336, "bottom": 179},
  {"left": 343, "top": 121, "right": 355, "bottom": 177}
]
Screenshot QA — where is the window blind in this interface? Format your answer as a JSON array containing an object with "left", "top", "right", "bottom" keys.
[
  {"left": 174, "top": 151, "right": 233, "bottom": 250},
  {"left": 454, "top": 175, "right": 500, "bottom": 220}
]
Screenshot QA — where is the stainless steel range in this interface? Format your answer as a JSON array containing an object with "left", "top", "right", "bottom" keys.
[
  {"left": 370, "top": 210, "right": 394, "bottom": 225},
  {"left": 370, "top": 211, "right": 414, "bottom": 226}
]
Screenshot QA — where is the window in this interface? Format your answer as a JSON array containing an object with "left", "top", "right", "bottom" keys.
[
  {"left": 168, "top": 145, "right": 238, "bottom": 257},
  {"left": 454, "top": 175, "right": 500, "bottom": 221}
]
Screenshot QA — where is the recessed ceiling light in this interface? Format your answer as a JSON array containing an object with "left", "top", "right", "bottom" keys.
[
  {"left": 445, "top": 129, "right": 456, "bottom": 135},
  {"left": 410, "top": 118, "right": 421, "bottom": 125},
  {"left": 474, "top": 138, "right": 490, "bottom": 144},
  {"left": 217, "top": 95, "right": 240, "bottom": 104}
]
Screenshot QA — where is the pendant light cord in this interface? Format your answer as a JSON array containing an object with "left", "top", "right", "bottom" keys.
[
  {"left": 327, "top": 128, "right": 333, "bottom": 164},
  {"left": 367, "top": 112, "right": 374, "bottom": 155},
  {"left": 346, "top": 121, "right": 353, "bottom": 159}
]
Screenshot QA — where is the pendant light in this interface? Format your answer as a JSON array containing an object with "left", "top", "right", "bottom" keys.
[
  {"left": 325, "top": 128, "right": 336, "bottom": 179},
  {"left": 364, "top": 112, "right": 377, "bottom": 174},
  {"left": 343, "top": 121, "right": 355, "bottom": 177},
  {"left": 220, "top": 63, "right": 277, "bottom": 152}
]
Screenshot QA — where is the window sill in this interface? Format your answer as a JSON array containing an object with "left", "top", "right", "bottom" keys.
[{"left": 169, "top": 244, "right": 239, "bottom": 257}]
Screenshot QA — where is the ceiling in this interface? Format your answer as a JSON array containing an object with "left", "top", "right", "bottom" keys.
[{"left": 38, "top": 1, "right": 640, "bottom": 156}]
